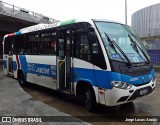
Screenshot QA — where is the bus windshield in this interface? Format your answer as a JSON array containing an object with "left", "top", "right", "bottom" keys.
[{"left": 95, "top": 22, "right": 150, "bottom": 63}]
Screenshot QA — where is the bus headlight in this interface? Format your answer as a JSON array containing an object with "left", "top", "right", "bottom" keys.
[
  {"left": 111, "top": 81, "right": 132, "bottom": 89},
  {"left": 152, "top": 75, "right": 156, "bottom": 83}
]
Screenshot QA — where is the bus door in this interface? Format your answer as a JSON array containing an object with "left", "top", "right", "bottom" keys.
[
  {"left": 57, "top": 29, "right": 73, "bottom": 93},
  {"left": 7, "top": 56, "right": 13, "bottom": 75},
  {"left": 6, "top": 37, "right": 14, "bottom": 76}
]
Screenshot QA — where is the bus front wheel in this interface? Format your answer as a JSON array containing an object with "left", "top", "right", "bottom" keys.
[
  {"left": 84, "top": 88, "right": 96, "bottom": 112},
  {"left": 18, "top": 72, "right": 27, "bottom": 87}
]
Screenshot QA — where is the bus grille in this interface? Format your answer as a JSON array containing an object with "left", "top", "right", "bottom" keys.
[{"left": 120, "top": 64, "right": 153, "bottom": 76}]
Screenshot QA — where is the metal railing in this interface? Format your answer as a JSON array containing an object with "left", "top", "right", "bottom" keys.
[{"left": 0, "top": 1, "right": 59, "bottom": 24}]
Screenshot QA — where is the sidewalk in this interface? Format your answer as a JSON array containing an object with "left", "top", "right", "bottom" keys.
[{"left": 0, "top": 72, "right": 89, "bottom": 125}]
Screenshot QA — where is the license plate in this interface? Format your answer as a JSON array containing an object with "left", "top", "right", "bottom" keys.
[{"left": 140, "top": 88, "right": 148, "bottom": 96}]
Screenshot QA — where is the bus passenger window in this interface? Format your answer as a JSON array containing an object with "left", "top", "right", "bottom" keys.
[
  {"left": 90, "top": 33, "right": 107, "bottom": 69},
  {"left": 32, "top": 41, "right": 39, "bottom": 54},
  {"left": 25, "top": 40, "right": 32, "bottom": 55},
  {"left": 14, "top": 35, "right": 25, "bottom": 54},
  {"left": 4, "top": 36, "right": 14, "bottom": 55},
  {"left": 75, "top": 33, "right": 91, "bottom": 62},
  {"left": 25, "top": 33, "right": 40, "bottom": 55},
  {"left": 41, "top": 32, "right": 56, "bottom": 55}
]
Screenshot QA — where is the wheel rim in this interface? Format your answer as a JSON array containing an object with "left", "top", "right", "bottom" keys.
[
  {"left": 20, "top": 77, "right": 24, "bottom": 85},
  {"left": 84, "top": 90, "right": 91, "bottom": 108},
  {"left": 19, "top": 74, "right": 24, "bottom": 85}
]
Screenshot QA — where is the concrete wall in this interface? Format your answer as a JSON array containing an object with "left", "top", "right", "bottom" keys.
[
  {"left": 132, "top": 3, "right": 160, "bottom": 66},
  {"left": 132, "top": 3, "right": 160, "bottom": 38}
]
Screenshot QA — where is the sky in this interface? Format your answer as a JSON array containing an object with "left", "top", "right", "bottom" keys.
[{"left": 3, "top": 0, "right": 160, "bottom": 26}]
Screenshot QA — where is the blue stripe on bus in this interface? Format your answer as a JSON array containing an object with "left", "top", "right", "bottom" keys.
[
  {"left": 121, "top": 69, "right": 155, "bottom": 86},
  {"left": 15, "top": 55, "right": 155, "bottom": 89},
  {"left": 73, "top": 68, "right": 119, "bottom": 89},
  {"left": 26, "top": 63, "right": 57, "bottom": 78},
  {"left": 18, "top": 55, "right": 57, "bottom": 78},
  {"left": 19, "top": 55, "right": 28, "bottom": 74},
  {"left": 15, "top": 32, "right": 21, "bottom": 35},
  {"left": 13, "top": 61, "right": 17, "bottom": 71},
  {"left": 73, "top": 68, "right": 154, "bottom": 89}
]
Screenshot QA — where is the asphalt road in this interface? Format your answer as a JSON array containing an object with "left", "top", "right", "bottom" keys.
[
  {"left": 1, "top": 63, "right": 160, "bottom": 125},
  {"left": 23, "top": 73, "right": 160, "bottom": 125},
  {"left": 23, "top": 82, "right": 160, "bottom": 125}
]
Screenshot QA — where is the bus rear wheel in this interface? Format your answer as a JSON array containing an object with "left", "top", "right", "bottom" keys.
[
  {"left": 18, "top": 72, "right": 27, "bottom": 87},
  {"left": 84, "top": 88, "right": 96, "bottom": 112}
]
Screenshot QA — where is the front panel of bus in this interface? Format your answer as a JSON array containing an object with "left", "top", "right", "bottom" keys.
[{"left": 93, "top": 21, "right": 156, "bottom": 106}]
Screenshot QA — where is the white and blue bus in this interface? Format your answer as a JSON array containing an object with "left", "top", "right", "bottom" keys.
[{"left": 3, "top": 19, "right": 156, "bottom": 111}]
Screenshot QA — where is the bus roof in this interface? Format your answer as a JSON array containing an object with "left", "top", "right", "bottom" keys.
[{"left": 4, "top": 19, "right": 123, "bottom": 37}]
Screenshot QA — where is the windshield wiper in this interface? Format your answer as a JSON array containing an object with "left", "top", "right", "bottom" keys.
[
  {"left": 104, "top": 33, "right": 132, "bottom": 66},
  {"left": 128, "top": 34, "right": 150, "bottom": 64}
]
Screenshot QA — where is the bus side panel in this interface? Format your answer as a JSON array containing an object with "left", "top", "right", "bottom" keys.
[
  {"left": 13, "top": 55, "right": 18, "bottom": 78},
  {"left": 93, "top": 66, "right": 122, "bottom": 105},
  {"left": 19, "top": 55, "right": 57, "bottom": 90},
  {"left": 72, "top": 58, "right": 99, "bottom": 101},
  {"left": 73, "top": 58, "right": 95, "bottom": 85},
  {"left": 93, "top": 66, "right": 106, "bottom": 105},
  {"left": 72, "top": 58, "right": 119, "bottom": 105},
  {"left": 3, "top": 54, "right": 7, "bottom": 75}
]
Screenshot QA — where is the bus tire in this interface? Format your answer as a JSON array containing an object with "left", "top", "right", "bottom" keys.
[
  {"left": 84, "top": 88, "right": 96, "bottom": 112},
  {"left": 18, "top": 72, "right": 27, "bottom": 87}
]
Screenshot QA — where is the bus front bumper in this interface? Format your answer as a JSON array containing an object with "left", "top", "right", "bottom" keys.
[{"left": 102, "top": 78, "right": 156, "bottom": 106}]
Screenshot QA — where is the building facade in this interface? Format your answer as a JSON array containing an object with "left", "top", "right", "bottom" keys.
[{"left": 132, "top": 3, "right": 160, "bottom": 66}]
